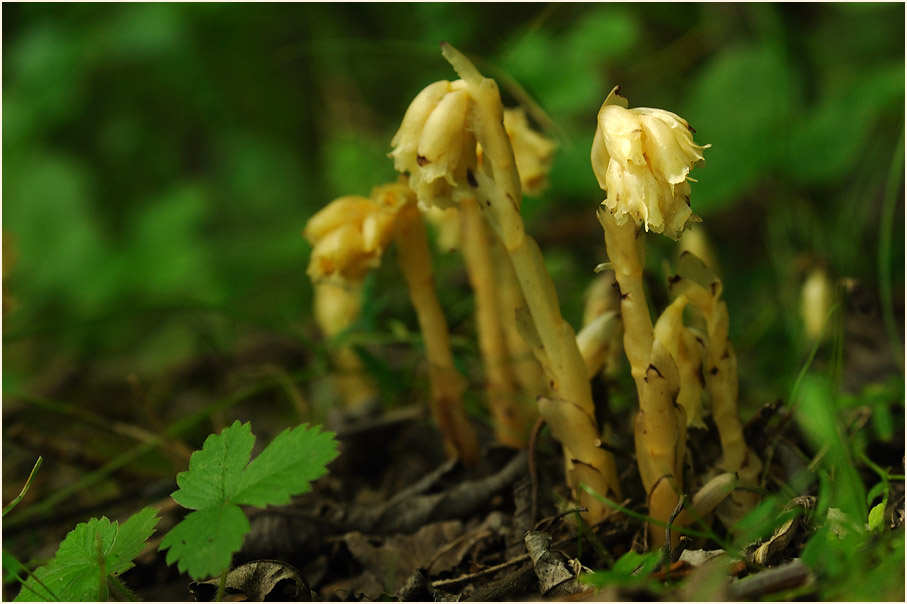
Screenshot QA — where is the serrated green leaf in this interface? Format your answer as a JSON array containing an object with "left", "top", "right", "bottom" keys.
[
  {"left": 14, "top": 508, "right": 159, "bottom": 602},
  {"left": 161, "top": 422, "right": 337, "bottom": 580},
  {"left": 159, "top": 505, "right": 249, "bottom": 580},
  {"left": 232, "top": 424, "right": 338, "bottom": 507},
  {"left": 107, "top": 506, "right": 159, "bottom": 575},
  {"left": 172, "top": 420, "right": 254, "bottom": 510}
]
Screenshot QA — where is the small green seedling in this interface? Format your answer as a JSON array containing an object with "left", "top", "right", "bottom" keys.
[
  {"left": 13, "top": 507, "right": 159, "bottom": 602},
  {"left": 158, "top": 420, "right": 338, "bottom": 582}
]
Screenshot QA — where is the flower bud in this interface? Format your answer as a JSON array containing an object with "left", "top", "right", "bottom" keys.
[
  {"left": 390, "top": 80, "right": 477, "bottom": 209},
  {"left": 304, "top": 184, "right": 415, "bottom": 284},
  {"left": 502, "top": 108, "right": 556, "bottom": 197},
  {"left": 800, "top": 265, "right": 832, "bottom": 342},
  {"left": 592, "top": 87, "right": 709, "bottom": 241}
]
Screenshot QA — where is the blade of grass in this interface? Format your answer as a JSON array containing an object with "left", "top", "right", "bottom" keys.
[
  {"left": 578, "top": 484, "right": 718, "bottom": 541},
  {"left": 877, "top": 127, "right": 905, "bottom": 369},
  {"left": 789, "top": 303, "right": 839, "bottom": 404},
  {"left": 2, "top": 457, "right": 43, "bottom": 517}
]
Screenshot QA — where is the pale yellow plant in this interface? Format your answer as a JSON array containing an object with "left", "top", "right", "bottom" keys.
[
  {"left": 668, "top": 251, "right": 762, "bottom": 527},
  {"left": 391, "top": 44, "right": 620, "bottom": 523},
  {"left": 592, "top": 86, "right": 710, "bottom": 546}
]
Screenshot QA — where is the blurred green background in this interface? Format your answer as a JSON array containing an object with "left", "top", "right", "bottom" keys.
[{"left": 3, "top": 3, "right": 903, "bottom": 439}]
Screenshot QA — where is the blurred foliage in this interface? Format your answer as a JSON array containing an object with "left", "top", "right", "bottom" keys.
[
  {"left": 3, "top": 4, "right": 903, "bottom": 384},
  {"left": 1, "top": 4, "right": 904, "bottom": 599}
]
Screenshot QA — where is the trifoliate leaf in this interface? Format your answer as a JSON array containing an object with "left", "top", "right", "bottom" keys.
[
  {"left": 171, "top": 420, "right": 254, "bottom": 510},
  {"left": 232, "top": 424, "right": 338, "bottom": 507},
  {"left": 14, "top": 507, "right": 159, "bottom": 602},
  {"left": 159, "top": 421, "right": 338, "bottom": 580},
  {"left": 159, "top": 505, "right": 249, "bottom": 580}
]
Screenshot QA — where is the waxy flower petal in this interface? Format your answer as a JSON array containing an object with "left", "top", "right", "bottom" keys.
[{"left": 592, "top": 88, "right": 709, "bottom": 240}]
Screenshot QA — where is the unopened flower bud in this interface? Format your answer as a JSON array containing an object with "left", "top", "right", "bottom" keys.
[
  {"left": 801, "top": 266, "right": 832, "bottom": 341},
  {"left": 390, "top": 80, "right": 477, "bottom": 209},
  {"left": 592, "top": 87, "right": 709, "bottom": 241},
  {"left": 304, "top": 184, "right": 415, "bottom": 284}
]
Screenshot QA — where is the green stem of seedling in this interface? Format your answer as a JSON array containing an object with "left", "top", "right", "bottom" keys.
[
  {"left": 2, "top": 457, "right": 42, "bottom": 517},
  {"left": 789, "top": 303, "right": 839, "bottom": 404},
  {"left": 877, "top": 128, "right": 905, "bottom": 370},
  {"left": 578, "top": 484, "right": 715, "bottom": 540},
  {"left": 216, "top": 568, "right": 228, "bottom": 602},
  {"left": 107, "top": 575, "right": 139, "bottom": 602},
  {"left": 5, "top": 547, "right": 59, "bottom": 601}
]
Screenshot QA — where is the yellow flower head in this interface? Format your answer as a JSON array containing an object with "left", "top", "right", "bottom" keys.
[
  {"left": 592, "top": 87, "right": 709, "bottom": 240},
  {"left": 304, "top": 183, "right": 416, "bottom": 283},
  {"left": 390, "top": 79, "right": 478, "bottom": 209}
]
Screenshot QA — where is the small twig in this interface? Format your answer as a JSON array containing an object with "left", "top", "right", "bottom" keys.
[
  {"left": 727, "top": 559, "right": 812, "bottom": 600},
  {"left": 535, "top": 507, "right": 589, "bottom": 534},
  {"left": 432, "top": 553, "right": 532, "bottom": 588},
  {"left": 658, "top": 495, "right": 687, "bottom": 574},
  {"left": 528, "top": 415, "right": 546, "bottom": 525},
  {"left": 432, "top": 528, "right": 593, "bottom": 591}
]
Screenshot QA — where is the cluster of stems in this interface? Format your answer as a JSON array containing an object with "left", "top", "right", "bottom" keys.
[
  {"left": 592, "top": 88, "right": 760, "bottom": 546},
  {"left": 389, "top": 43, "right": 621, "bottom": 522},
  {"left": 305, "top": 45, "right": 760, "bottom": 538}
]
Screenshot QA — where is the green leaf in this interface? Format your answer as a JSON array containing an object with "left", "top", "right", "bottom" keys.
[
  {"left": 3, "top": 549, "right": 26, "bottom": 585},
  {"left": 160, "top": 421, "right": 338, "bottom": 580},
  {"left": 106, "top": 507, "right": 160, "bottom": 575},
  {"left": 581, "top": 551, "right": 662, "bottom": 589},
  {"left": 171, "top": 420, "right": 254, "bottom": 510},
  {"left": 866, "top": 481, "right": 888, "bottom": 506},
  {"left": 868, "top": 502, "right": 887, "bottom": 534},
  {"left": 232, "top": 424, "right": 338, "bottom": 507},
  {"left": 685, "top": 41, "right": 799, "bottom": 213},
  {"left": 14, "top": 507, "right": 159, "bottom": 602},
  {"left": 159, "top": 505, "right": 249, "bottom": 580}
]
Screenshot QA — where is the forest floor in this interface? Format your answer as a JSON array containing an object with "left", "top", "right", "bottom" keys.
[{"left": 2, "top": 329, "right": 905, "bottom": 602}]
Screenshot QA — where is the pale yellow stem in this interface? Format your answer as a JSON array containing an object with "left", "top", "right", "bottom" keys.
[
  {"left": 705, "top": 300, "right": 762, "bottom": 527},
  {"left": 394, "top": 206, "right": 480, "bottom": 467},
  {"left": 598, "top": 210, "right": 653, "bottom": 394},
  {"left": 490, "top": 231, "right": 548, "bottom": 403},
  {"left": 634, "top": 339, "right": 687, "bottom": 549},
  {"left": 494, "top": 204, "right": 622, "bottom": 518},
  {"left": 443, "top": 43, "right": 620, "bottom": 521},
  {"left": 653, "top": 296, "right": 707, "bottom": 429},
  {"left": 460, "top": 197, "right": 531, "bottom": 447}
]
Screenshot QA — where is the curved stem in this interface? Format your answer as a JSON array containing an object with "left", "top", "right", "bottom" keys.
[
  {"left": 395, "top": 207, "right": 480, "bottom": 467},
  {"left": 460, "top": 198, "right": 530, "bottom": 446}
]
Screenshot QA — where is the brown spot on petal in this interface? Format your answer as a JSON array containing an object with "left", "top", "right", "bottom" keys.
[
  {"left": 416, "top": 155, "right": 430, "bottom": 167},
  {"left": 648, "top": 364, "right": 663, "bottom": 378}
]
